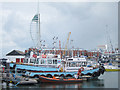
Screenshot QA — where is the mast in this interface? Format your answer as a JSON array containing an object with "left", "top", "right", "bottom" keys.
[{"left": 105, "top": 25, "right": 113, "bottom": 53}]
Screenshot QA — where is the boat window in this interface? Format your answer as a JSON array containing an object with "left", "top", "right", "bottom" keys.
[
  {"left": 82, "top": 62, "right": 86, "bottom": 66},
  {"left": 84, "top": 62, "right": 87, "bottom": 65},
  {"left": 34, "top": 58, "right": 36, "bottom": 64},
  {"left": 55, "top": 60, "right": 57, "bottom": 64},
  {"left": 76, "top": 62, "right": 81, "bottom": 67},
  {"left": 69, "top": 62, "right": 76, "bottom": 67},
  {"left": 53, "top": 60, "right": 57, "bottom": 64},
  {"left": 30, "top": 59, "right": 35, "bottom": 63},
  {"left": 41, "top": 59, "right": 45, "bottom": 64},
  {"left": 75, "top": 62, "right": 82, "bottom": 67},
  {"left": 68, "top": 62, "right": 70, "bottom": 67},
  {"left": 24, "top": 58, "right": 28, "bottom": 63},
  {"left": 48, "top": 59, "right": 52, "bottom": 64},
  {"left": 36, "top": 58, "right": 39, "bottom": 64},
  {"left": 68, "top": 59, "right": 73, "bottom": 61},
  {"left": 53, "top": 60, "right": 55, "bottom": 64},
  {"left": 67, "top": 62, "right": 69, "bottom": 67},
  {"left": 76, "top": 62, "right": 79, "bottom": 67}
]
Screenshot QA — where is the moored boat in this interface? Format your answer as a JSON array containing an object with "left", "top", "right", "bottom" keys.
[
  {"left": 38, "top": 75, "right": 83, "bottom": 83},
  {"left": 103, "top": 63, "right": 120, "bottom": 72}
]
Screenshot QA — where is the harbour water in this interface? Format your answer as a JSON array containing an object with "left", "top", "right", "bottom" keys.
[{"left": 0, "top": 71, "right": 119, "bottom": 89}]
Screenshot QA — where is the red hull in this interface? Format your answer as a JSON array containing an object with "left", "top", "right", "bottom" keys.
[{"left": 38, "top": 76, "right": 83, "bottom": 83}]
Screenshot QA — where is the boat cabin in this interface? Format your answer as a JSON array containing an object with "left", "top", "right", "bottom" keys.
[{"left": 23, "top": 54, "right": 62, "bottom": 68}]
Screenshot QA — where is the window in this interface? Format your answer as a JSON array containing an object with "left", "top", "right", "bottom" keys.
[
  {"left": 74, "top": 62, "right": 81, "bottom": 67},
  {"left": 41, "top": 59, "right": 45, "bottom": 64},
  {"left": 30, "top": 58, "right": 35, "bottom": 63},
  {"left": 48, "top": 59, "right": 52, "bottom": 64},
  {"left": 69, "top": 62, "right": 76, "bottom": 67},
  {"left": 82, "top": 62, "right": 86, "bottom": 66},
  {"left": 24, "top": 58, "right": 28, "bottom": 63},
  {"left": 53, "top": 60, "right": 57, "bottom": 64},
  {"left": 68, "top": 59, "right": 73, "bottom": 61},
  {"left": 16, "top": 58, "right": 20, "bottom": 63},
  {"left": 36, "top": 58, "right": 39, "bottom": 64},
  {"left": 76, "top": 62, "right": 79, "bottom": 67},
  {"left": 21, "top": 58, "right": 24, "bottom": 63},
  {"left": 67, "top": 62, "right": 69, "bottom": 67}
]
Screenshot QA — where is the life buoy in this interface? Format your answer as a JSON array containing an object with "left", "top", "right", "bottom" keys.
[
  {"left": 81, "top": 67, "right": 84, "bottom": 71},
  {"left": 77, "top": 69, "right": 81, "bottom": 76},
  {"left": 77, "top": 67, "right": 84, "bottom": 76}
]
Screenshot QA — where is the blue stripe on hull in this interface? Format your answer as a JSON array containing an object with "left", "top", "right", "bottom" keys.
[
  {"left": 9, "top": 63, "right": 99, "bottom": 77},
  {"left": 25, "top": 68, "right": 99, "bottom": 77}
]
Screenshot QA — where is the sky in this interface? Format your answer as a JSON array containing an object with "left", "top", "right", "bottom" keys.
[{"left": 0, "top": 1, "right": 118, "bottom": 57}]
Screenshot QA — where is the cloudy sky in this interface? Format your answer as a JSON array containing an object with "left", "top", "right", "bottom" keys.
[{"left": 0, "top": 1, "right": 118, "bottom": 57}]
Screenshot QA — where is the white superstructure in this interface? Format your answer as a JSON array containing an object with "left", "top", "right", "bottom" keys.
[{"left": 64, "top": 56, "right": 88, "bottom": 72}]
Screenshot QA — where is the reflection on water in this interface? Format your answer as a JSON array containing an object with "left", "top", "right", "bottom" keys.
[
  {"left": 82, "top": 79, "right": 104, "bottom": 88},
  {"left": 1, "top": 72, "right": 119, "bottom": 89},
  {"left": 16, "top": 83, "right": 83, "bottom": 88}
]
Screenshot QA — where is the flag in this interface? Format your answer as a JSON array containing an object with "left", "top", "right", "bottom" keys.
[
  {"left": 42, "top": 54, "right": 47, "bottom": 58},
  {"left": 33, "top": 54, "right": 37, "bottom": 58},
  {"left": 32, "top": 14, "right": 39, "bottom": 22}
]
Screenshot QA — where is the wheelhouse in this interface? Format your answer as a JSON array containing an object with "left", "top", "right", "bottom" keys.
[{"left": 64, "top": 57, "right": 88, "bottom": 72}]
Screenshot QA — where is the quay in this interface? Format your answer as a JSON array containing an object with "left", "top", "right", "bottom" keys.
[
  {"left": 2, "top": 72, "right": 38, "bottom": 85},
  {"left": 0, "top": 64, "right": 38, "bottom": 86}
]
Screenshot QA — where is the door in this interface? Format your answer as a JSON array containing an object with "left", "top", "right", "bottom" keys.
[
  {"left": 16, "top": 58, "right": 20, "bottom": 63},
  {"left": 21, "top": 58, "right": 24, "bottom": 63}
]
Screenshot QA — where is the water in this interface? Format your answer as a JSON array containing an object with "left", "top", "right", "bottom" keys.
[{"left": 0, "top": 72, "right": 119, "bottom": 89}]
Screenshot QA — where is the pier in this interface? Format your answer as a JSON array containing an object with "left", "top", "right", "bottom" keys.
[
  {"left": 0, "top": 63, "right": 38, "bottom": 86},
  {"left": 2, "top": 72, "right": 38, "bottom": 85}
]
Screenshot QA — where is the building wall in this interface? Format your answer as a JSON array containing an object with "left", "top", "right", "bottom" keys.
[
  {"left": 6, "top": 56, "right": 25, "bottom": 63},
  {"left": 25, "top": 48, "right": 100, "bottom": 57}
]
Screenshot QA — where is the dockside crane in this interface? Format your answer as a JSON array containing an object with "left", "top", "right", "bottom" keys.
[{"left": 63, "top": 32, "right": 71, "bottom": 57}]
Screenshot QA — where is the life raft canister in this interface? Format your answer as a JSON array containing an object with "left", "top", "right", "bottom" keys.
[{"left": 2, "top": 67, "right": 4, "bottom": 72}]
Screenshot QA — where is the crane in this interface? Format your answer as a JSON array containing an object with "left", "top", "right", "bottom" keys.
[
  {"left": 63, "top": 32, "right": 71, "bottom": 56},
  {"left": 59, "top": 40, "right": 62, "bottom": 58}
]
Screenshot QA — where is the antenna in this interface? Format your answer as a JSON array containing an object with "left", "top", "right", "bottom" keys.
[
  {"left": 37, "top": 0, "right": 39, "bottom": 14},
  {"left": 105, "top": 25, "right": 113, "bottom": 52}
]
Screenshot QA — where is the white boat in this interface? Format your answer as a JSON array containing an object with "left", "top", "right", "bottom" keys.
[
  {"left": 61, "top": 56, "right": 99, "bottom": 72},
  {"left": 23, "top": 51, "right": 62, "bottom": 69},
  {"left": 103, "top": 63, "right": 120, "bottom": 71}
]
